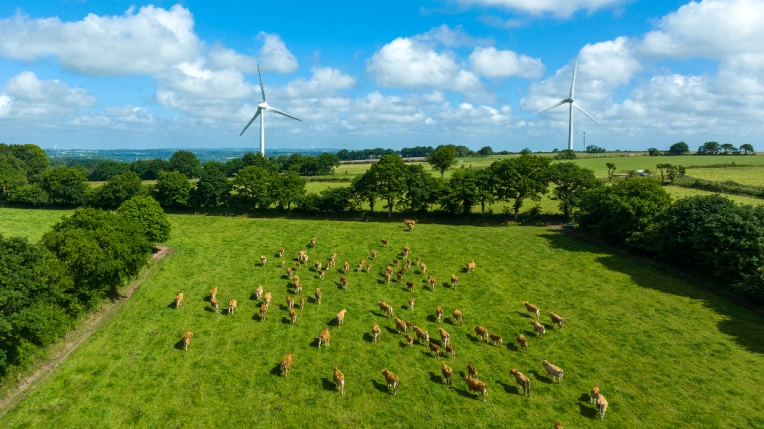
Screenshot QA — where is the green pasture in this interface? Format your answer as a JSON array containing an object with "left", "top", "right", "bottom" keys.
[
  {"left": 664, "top": 186, "right": 764, "bottom": 206},
  {"left": 0, "top": 208, "right": 73, "bottom": 242},
  {"left": 684, "top": 166, "right": 764, "bottom": 187},
  {"left": 1, "top": 210, "right": 763, "bottom": 428}
]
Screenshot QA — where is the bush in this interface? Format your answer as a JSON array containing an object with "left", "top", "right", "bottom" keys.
[
  {"left": 40, "top": 167, "right": 89, "bottom": 206},
  {"left": 92, "top": 171, "right": 143, "bottom": 207},
  {"left": 154, "top": 170, "right": 191, "bottom": 208},
  {"left": 7, "top": 184, "right": 49, "bottom": 205},
  {"left": 117, "top": 196, "right": 171, "bottom": 243},
  {"left": 554, "top": 149, "right": 576, "bottom": 160},
  {"left": 169, "top": 150, "right": 202, "bottom": 178}
]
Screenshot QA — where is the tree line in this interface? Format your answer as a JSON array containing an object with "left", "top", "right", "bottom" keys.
[{"left": 336, "top": 144, "right": 502, "bottom": 160}]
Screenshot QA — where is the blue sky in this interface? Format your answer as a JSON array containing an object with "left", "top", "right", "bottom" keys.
[{"left": 0, "top": 0, "right": 761, "bottom": 152}]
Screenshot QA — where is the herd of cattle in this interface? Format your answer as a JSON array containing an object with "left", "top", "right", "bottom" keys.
[{"left": 172, "top": 220, "right": 609, "bottom": 425}]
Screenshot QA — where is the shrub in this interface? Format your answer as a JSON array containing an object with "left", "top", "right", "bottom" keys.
[
  {"left": 154, "top": 170, "right": 191, "bottom": 208},
  {"left": 40, "top": 167, "right": 89, "bottom": 206},
  {"left": 117, "top": 196, "right": 171, "bottom": 243},
  {"left": 92, "top": 171, "right": 143, "bottom": 207},
  {"left": 7, "top": 184, "right": 49, "bottom": 205}
]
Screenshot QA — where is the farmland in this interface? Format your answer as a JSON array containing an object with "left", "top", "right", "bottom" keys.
[{"left": 1, "top": 209, "right": 763, "bottom": 427}]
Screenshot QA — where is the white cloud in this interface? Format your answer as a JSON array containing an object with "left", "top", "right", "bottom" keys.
[
  {"left": 257, "top": 32, "right": 299, "bottom": 74},
  {"left": 73, "top": 106, "right": 156, "bottom": 128},
  {"left": 414, "top": 24, "right": 492, "bottom": 48},
  {"left": 0, "top": 5, "right": 200, "bottom": 76},
  {"left": 281, "top": 67, "right": 356, "bottom": 98},
  {"left": 0, "top": 71, "right": 96, "bottom": 118},
  {"left": 157, "top": 60, "right": 253, "bottom": 100},
  {"left": 469, "top": 46, "right": 545, "bottom": 78},
  {"left": 457, "top": 0, "right": 626, "bottom": 18},
  {"left": 208, "top": 43, "right": 259, "bottom": 73}
]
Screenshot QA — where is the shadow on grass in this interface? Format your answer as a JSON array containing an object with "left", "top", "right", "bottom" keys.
[
  {"left": 455, "top": 388, "right": 476, "bottom": 399},
  {"left": 173, "top": 339, "right": 186, "bottom": 351},
  {"left": 541, "top": 230, "right": 764, "bottom": 355},
  {"left": 270, "top": 364, "right": 283, "bottom": 377},
  {"left": 506, "top": 343, "right": 520, "bottom": 352},
  {"left": 252, "top": 313, "right": 265, "bottom": 322},
  {"left": 385, "top": 326, "right": 399, "bottom": 335},
  {"left": 497, "top": 381, "right": 517, "bottom": 395},
  {"left": 578, "top": 403, "right": 599, "bottom": 419},
  {"left": 167, "top": 302, "right": 178, "bottom": 310},
  {"left": 426, "top": 315, "right": 438, "bottom": 323},
  {"left": 530, "top": 370, "right": 553, "bottom": 384},
  {"left": 428, "top": 372, "right": 443, "bottom": 384},
  {"left": 362, "top": 333, "right": 376, "bottom": 343},
  {"left": 202, "top": 296, "right": 211, "bottom": 302},
  {"left": 322, "top": 378, "right": 337, "bottom": 392},
  {"left": 399, "top": 340, "right": 410, "bottom": 348},
  {"left": 368, "top": 310, "right": 385, "bottom": 318},
  {"left": 280, "top": 317, "right": 291, "bottom": 325},
  {"left": 307, "top": 297, "right": 317, "bottom": 304},
  {"left": 466, "top": 334, "right": 482, "bottom": 343},
  {"left": 203, "top": 307, "right": 215, "bottom": 313},
  {"left": 400, "top": 305, "right": 408, "bottom": 311},
  {"left": 370, "top": 379, "right": 389, "bottom": 394}
]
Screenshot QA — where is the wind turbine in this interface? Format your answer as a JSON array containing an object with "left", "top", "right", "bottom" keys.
[
  {"left": 239, "top": 64, "right": 302, "bottom": 156},
  {"left": 535, "top": 62, "right": 598, "bottom": 151}
]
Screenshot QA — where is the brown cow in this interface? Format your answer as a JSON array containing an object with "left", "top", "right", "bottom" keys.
[
  {"left": 445, "top": 344, "right": 455, "bottom": 359},
  {"left": 555, "top": 423, "right": 563, "bottom": 429},
  {"left": 441, "top": 361, "right": 453, "bottom": 385},
  {"left": 381, "top": 369, "right": 399, "bottom": 395},
  {"left": 414, "top": 326, "right": 429, "bottom": 343},
  {"left": 280, "top": 352, "right": 293, "bottom": 377},
  {"left": 333, "top": 366, "right": 345, "bottom": 394},
  {"left": 264, "top": 292, "right": 272, "bottom": 309},
  {"left": 406, "top": 334, "right": 414, "bottom": 347},
  {"left": 340, "top": 276, "right": 349, "bottom": 290},
  {"left": 331, "top": 252, "right": 338, "bottom": 262},
  {"left": 315, "top": 288, "right": 322, "bottom": 304},
  {"left": 542, "top": 360, "right": 564, "bottom": 384},
  {"left": 286, "top": 295, "right": 294, "bottom": 310},
  {"left": 315, "top": 261, "right": 323, "bottom": 271},
  {"left": 372, "top": 324, "right": 381, "bottom": 343},
  {"left": 406, "top": 281, "right": 415, "bottom": 292},
  {"left": 453, "top": 309, "right": 463, "bottom": 326},
  {"left": 174, "top": 292, "right": 183, "bottom": 309},
  {"left": 260, "top": 255, "right": 267, "bottom": 267},
  {"left": 402, "top": 246, "right": 411, "bottom": 259},
  {"left": 227, "top": 299, "right": 237, "bottom": 315},
  {"left": 370, "top": 249, "right": 378, "bottom": 260},
  {"left": 336, "top": 309, "right": 347, "bottom": 327},
  {"left": 474, "top": 326, "right": 489, "bottom": 342},
  {"left": 255, "top": 285, "right": 263, "bottom": 301},
  {"left": 420, "top": 263, "right": 427, "bottom": 274},
  {"left": 435, "top": 306, "right": 444, "bottom": 323},
  {"left": 463, "top": 375, "right": 487, "bottom": 401},
  {"left": 429, "top": 342, "right": 441, "bottom": 357},
  {"left": 289, "top": 308, "right": 297, "bottom": 325},
  {"left": 384, "top": 271, "right": 392, "bottom": 285},
  {"left": 260, "top": 304, "right": 267, "bottom": 321},
  {"left": 210, "top": 287, "right": 218, "bottom": 300},
  {"left": 428, "top": 275, "right": 437, "bottom": 291},
  {"left": 280, "top": 260, "right": 285, "bottom": 268},
  {"left": 299, "top": 296, "right": 305, "bottom": 310},
  {"left": 523, "top": 302, "right": 540, "bottom": 318},
  {"left": 589, "top": 384, "right": 600, "bottom": 404},
  {"left": 381, "top": 239, "right": 389, "bottom": 247},
  {"left": 394, "top": 317, "right": 408, "bottom": 333},
  {"left": 406, "top": 259, "right": 412, "bottom": 269},
  {"left": 296, "top": 261, "right": 301, "bottom": 271},
  {"left": 549, "top": 312, "right": 564, "bottom": 330},
  {"left": 510, "top": 369, "right": 530, "bottom": 397},
  {"left": 438, "top": 327, "right": 450, "bottom": 347},
  {"left": 489, "top": 334, "right": 503, "bottom": 346},
  {"left": 181, "top": 330, "right": 192, "bottom": 351},
  {"left": 396, "top": 272, "right": 404, "bottom": 282},
  {"left": 287, "top": 267, "right": 294, "bottom": 279},
  {"left": 467, "top": 363, "right": 478, "bottom": 378},
  {"left": 393, "top": 258, "right": 399, "bottom": 266},
  {"left": 357, "top": 262, "right": 364, "bottom": 272},
  {"left": 319, "top": 327, "right": 330, "bottom": 348},
  {"left": 318, "top": 269, "right": 325, "bottom": 280},
  {"left": 595, "top": 391, "right": 609, "bottom": 421},
  {"left": 466, "top": 260, "right": 476, "bottom": 273},
  {"left": 451, "top": 274, "right": 458, "bottom": 289},
  {"left": 210, "top": 298, "right": 219, "bottom": 313},
  {"left": 401, "top": 265, "right": 408, "bottom": 276},
  {"left": 278, "top": 246, "right": 285, "bottom": 257},
  {"left": 408, "top": 297, "right": 415, "bottom": 311},
  {"left": 311, "top": 237, "right": 317, "bottom": 247},
  {"left": 377, "top": 301, "right": 393, "bottom": 318},
  {"left": 531, "top": 320, "right": 546, "bottom": 338},
  {"left": 343, "top": 261, "right": 350, "bottom": 274},
  {"left": 516, "top": 334, "right": 529, "bottom": 352},
  {"left": 366, "top": 263, "right": 371, "bottom": 273}
]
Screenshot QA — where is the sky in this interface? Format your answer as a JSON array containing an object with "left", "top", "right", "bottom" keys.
[{"left": 0, "top": 0, "right": 762, "bottom": 152}]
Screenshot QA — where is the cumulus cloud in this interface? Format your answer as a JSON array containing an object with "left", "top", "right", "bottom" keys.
[
  {"left": 457, "top": 0, "right": 626, "bottom": 18},
  {"left": 0, "top": 5, "right": 200, "bottom": 76},
  {"left": 208, "top": 43, "right": 259, "bottom": 73},
  {"left": 0, "top": 71, "right": 96, "bottom": 118},
  {"left": 280, "top": 67, "right": 356, "bottom": 98},
  {"left": 469, "top": 46, "right": 545, "bottom": 78},
  {"left": 73, "top": 106, "right": 156, "bottom": 128},
  {"left": 257, "top": 32, "right": 299, "bottom": 74},
  {"left": 414, "top": 24, "right": 492, "bottom": 48}
]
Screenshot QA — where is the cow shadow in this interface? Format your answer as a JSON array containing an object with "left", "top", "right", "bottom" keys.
[
  {"left": 441, "top": 282, "right": 451, "bottom": 289},
  {"left": 466, "top": 334, "right": 482, "bottom": 343},
  {"left": 322, "top": 378, "right": 337, "bottom": 392},
  {"left": 310, "top": 338, "right": 321, "bottom": 348},
  {"left": 377, "top": 279, "right": 387, "bottom": 285},
  {"left": 399, "top": 340, "right": 410, "bottom": 348},
  {"left": 249, "top": 294, "right": 259, "bottom": 301},
  {"left": 578, "top": 403, "right": 599, "bottom": 418},
  {"left": 173, "top": 339, "right": 186, "bottom": 351},
  {"left": 578, "top": 393, "right": 592, "bottom": 402},
  {"left": 371, "top": 379, "right": 389, "bottom": 394},
  {"left": 445, "top": 319, "right": 456, "bottom": 325},
  {"left": 400, "top": 305, "right": 408, "bottom": 311},
  {"left": 202, "top": 296, "right": 211, "bottom": 302},
  {"left": 369, "top": 310, "right": 385, "bottom": 318},
  {"left": 167, "top": 302, "right": 178, "bottom": 309},
  {"left": 252, "top": 313, "right": 263, "bottom": 322},
  {"left": 530, "top": 370, "right": 554, "bottom": 384},
  {"left": 270, "top": 364, "right": 283, "bottom": 376},
  {"left": 281, "top": 317, "right": 292, "bottom": 325},
  {"left": 426, "top": 315, "right": 438, "bottom": 323},
  {"left": 507, "top": 343, "right": 520, "bottom": 352},
  {"left": 362, "top": 333, "right": 376, "bottom": 343},
  {"left": 385, "top": 326, "right": 399, "bottom": 335},
  {"left": 204, "top": 307, "right": 215, "bottom": 313},
  {"left": 280, "top": 275, "right": 289, "bottom": 280},
  {"left": 307, "top": 297, "right": 317, "bottom": 304},
  {"left": 327, "top": 318, "right": 339, "bottom": 327},
  {"left": 277, "top": 304, "right": 288, "bottom": 311},
  {"left": 428, "top": 372, "right": 443, "bottom": 385},
  {"left": 455, "top": 388, "right": 475, "bottom": 399},
  {"left": 460, "top": 267, "right": 469, "bottom": 273},
  {"left": 497, "top": 381, "right": 517, "bottom": 395}
]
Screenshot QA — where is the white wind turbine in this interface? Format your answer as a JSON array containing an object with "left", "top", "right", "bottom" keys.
[
  {"left": 240, "top": 64, "right": 302, "bottom": 155},
  {"left": 535, "top": 62, "right": 598, "bottom": 151}
]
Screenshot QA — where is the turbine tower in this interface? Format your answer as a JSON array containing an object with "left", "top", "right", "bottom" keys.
[
  {"left": 535, "top": 62, "right": 598, "bottom": 151},
  {"left": 240, "top": 64, "right": 302, "bottom": 155}
]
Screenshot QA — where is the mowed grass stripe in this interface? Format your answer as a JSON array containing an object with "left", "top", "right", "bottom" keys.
[{"left": 2, "top": 214, "right": 764, "bottom": 428}]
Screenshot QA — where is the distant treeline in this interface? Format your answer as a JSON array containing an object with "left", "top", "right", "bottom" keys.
[{"left": 336, "top": 145, "right": 504, "bottom": 160}]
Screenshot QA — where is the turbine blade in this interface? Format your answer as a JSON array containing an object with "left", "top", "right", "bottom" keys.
[
  {"left": 258, "top": 63, "right": 266, "bottom": 102},
  {"left": 535, "top": 99, "right": 569, "bottom": 115},
  {"left": 570, "top": 62, "right": 577, "bottom": 98},
  {"left": 267, "top": 106, "right": 302, "bottom": 121},
  {"left": 572, "top": 102, "right": 598, "bottom": 124},
  {"left": 239, "top": 108, "right": 262, "bottom": 136}
]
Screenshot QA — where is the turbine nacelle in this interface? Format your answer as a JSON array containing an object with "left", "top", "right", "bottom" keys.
[{"left": 258, "top": 102, "right": 268, "bottom": 109}]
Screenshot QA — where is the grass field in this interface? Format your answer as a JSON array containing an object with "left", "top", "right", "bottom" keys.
[
  {"left": 665, "top": 186, "right": 764, "bottom": 206},
  {"left": 0, "top": 208, "right": 73, "bottom": 242},
  {"left": 685, "top": 166, "right": 764, "bottom": 187},
  {"left": 1, "top": 209, "right": 763, "bottom": 428}
]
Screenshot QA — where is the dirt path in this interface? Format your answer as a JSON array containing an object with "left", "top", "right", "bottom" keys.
[{"left": 0, "top": 245, "right": 170, "bottom": 419}]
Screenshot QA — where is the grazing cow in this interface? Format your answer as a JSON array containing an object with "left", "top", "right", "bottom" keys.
[
  {"left": 406, "top": 334, "right": 414, "bottom": 347},
  {"left": 394, "top": 317, "right": 407, "bottom": 333},
  {"left": 280, "top": 260, "right": 285, "bottom": 268},
  {"left": 594, "top": 391, "right": 609, "bottom": 421},
  {"left": 378, "top": 301, "right": 393, "bottom": 318},
  {"left": 210, "top": 287, "right": 218, "bottom": 300},
  {"left": 446, "top": 344, "right": 455, "bottom": 359},
  {"left": 333, "top": 366, "right": 345, "bottom": 395},
  {"left": 414, "top": 326, "right": 429, "bottom": 344},
  {"left": 343, "top": 261, "right": 350, "bottom": 274},
  {"left": 393, "top": 259, "right": 399, "bottom": 267},
  {"left": 311, "top": 237, "right": 317, "bottom": 247},
  {"left": 372, "top": 324, "right": 381, "bottom": 343},
  {"left": 396, "top": 272, "right": 404, "bottom": 282},
  {"left": 318, "top": 269, "right": 325, "bottom": 280},
  {"left": 280, "top": 352, "right": 293, "bottom": 377},
  {"left": 420, "top": 263, "right": 427, "bottom": 274},
  {"left": 463, "top": 376, "right": 487, "bottom": 401},
  {"left": 406, "top": 281, "right": 415, "bottom": 292},
  {"left": 279, "top": 247, "right": 285, "bottom": 257},
  {"left": 181, "top": 331, "right": 192, "bottom": 351},
  {"left": 264, "top": 292, "right": 272, "bottom": 309},
  {"left": 589, "top": 384, "right": 600, "bottom": 404},
  {"left": 438, "top": 328, "right": 450, "bottom": 347},
  {"left": 331, "top": 252, "right": 338, "bottom": 262},
  {"left": 384, "top": 271, "right": 392, "bottom": 285},
  {"left": 402, "top": 246, "right": 411, "bottom": 259},
  {"left": 531, "top": 320, "right": 546, "bottom": 338},
  {"left": 260, "top": 255, "right": 267, "bottom": 267},
  {"left": 293, "top": 275, "right": 301, "bottom": 286},
  {"left": 405, "top": 320, "right": 413, "bottom": 332},
  {"left": 404, "top": 220, "right": 416, "bottom": 231},
  {"left": 336, "top": 309, "right": 347, "bottom": 326},
  {"left": 287, "top": 267, "right": 294, "bottom": 279},
  {"left": 429, "top": 342, "right": 441, "bottom": 357},
  {"left": 401, "top": 265, "right": 408, "bottom": 276},
  {"left": 315, "top": 261, "right": 322, "bottom": 271},
  {"left": 296, "top": 261, "right": 301, "bottom": 271},
  {"left": 174, "top": 292, "right": 184, "bottom": 309},
  {"left": 289, "top": 308, "right": 297, "bottom": 325},
  {"left": 489, "top": 334, "right": 503, "bottom": 346},
  {"left": 366, "top": 263, "right": 371, "bottom": 273},
  {"left": 340, "top": 276, "right": 349, "bottom": 290},
  {"left": 210, "top": 298, "right": 220, "bottom": 313},
  {"left": 549, "top": 312, "right": 564, "bottom": 330},
  {"left": 441, "top": 361, "right": 453, "bottom": 385},
  {"left": 381, "top": 369, "right": 399, "bottom": 396},
  {"left": 435, "top": 306, "right": 444, "bottom": 323},
  {"left": 467, "top": 363, "right": 478, "bottom": 378},
  {"left": 510, "top": 369, "right": 530, "bottom": 397},
  {"left": 357, "top": 262, "right": 364, "bottom": 272},
  {"left": 381, "top": 239, "right": 389, "bottom": 247},
  {"left": 523, "top": 302, "right": 541, "bottom": 318},
  {"left": 406, "top": 260, "right": 412, "bottom": 269},
  {"left": 260, "top": 304, "right": 267, "bottom": 321},
  {"left": 453, "top": 309, "right": 463, "bottom": 326},
  {"left": 451, "top": 274, "right": 458, "bottom": 289},
  {"left": 287, "top": 295, "right": 294, "bottom": 310},
  {"left": 516, "top": 334, "right": 528, "bottom": 352},
  {"left": 299, "top": 296, "right": 305, "bottom": 309},
  {"left": 255, "top": 285, "right": 263, "bottom": 301},
  {"left": 371, "top": 249, "right": 378, "bottom": 260},
  {"left": 474, "top": 326, "right": 489, "bottom": 342},
  {"left": 319, "top": 327, "right": 330, "bottom": 348},
  {"left": 294, "top": 281, "right": 302, "bottom": 295},
  {"left": 542, "top": 360, "right": 564, "bottom": 384},
  {"left": 555, "top": 423, "right": 563, "bottom": 429},
  {"left": 408, "top": 297, "right": 415, "bottom": 311},
  {"left": 428, "top": 276, "right": 437, "bottom": 291},
  {"left": 467, "top": 260, "right": 476, "bottom": 273},
  {"left": 315, "top": 288, "right": 322, "bottom": 304},
  {"left": 227, "top": 299, "right": 237, "bottom": 315},
  {"left": 297, "top": 251, "right": 306, "bottom": 263}
]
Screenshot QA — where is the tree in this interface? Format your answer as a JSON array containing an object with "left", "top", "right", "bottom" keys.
[
  {"left": 131, "top": 158, "right": 171, "bottom": 180},
  {"left": 42, "top": 208, "right": 152, "bottom": 308},
  {"left": 0, "top": 144, "right": 49, "bottom": 183},
  {"left": 666, "top": 165, "right": 685, "bottom": 184},
  {"left": 92, "top": 171, "right": 143, "bottom": 207},
  {"left": 242, "top": 152, "right": 280, "bottom": 173},
  {"left": 426, "top": 145, "right": 458, "bottom": 177},
  {"left": 720, "top": 143, "right": 737, "bottom": 154},
  {"left": 439, "top": 169, "right": 479, "bottom": 215},
  {"left": 490, "top": 154, "right": 552, "bottom": 220},
  {"left": 273, "top": 172, "right": 306, "bottom": 210},
  {"left": 117, "top": 196, "right": 171, "bottom": 243},
  {"left": 668, "top": 141, "right": 689, "bottom": 156},
  {"left": 477, "top": 146, "right": 494, "bottom": 156},
  {"left": 403, "top": 164, "right": 438, "bottom": 212},
  {"left": 0, "top": 154, "right": 28, "bottom": 197},
  {"left": 698, "top": 141, "right": 720, "bottom": 155},
  {"left": 606, "top": 163, "right": 616, "bottom": 182},
  {"left": 317, "top": 187, "right": 356, "bottom": 212},
  {"left": 550, "top": 163, "right": 601, "bottom": 220},
  {"left": 40, "top": 167, "right": 89, "bottom": 206},
  {"left": 154, "top": 170, "right": 191, "bottom": 208},
  {"left": 316, "top": 153, "right": 341, "bottom": 175},
  {"left": 169, "top": 150, "right": 202, "bottom": 178},
  {"left": 739, "top": 144, "right": 755, "bottom": 155},
  {"left": 231, "top": 166, "right": 277, "bottom": 210},
  {"left": 7, "top": 184, "right": 48, "bottom": 206},
  {"left": 88, "top": 160, "right": 131, "bottom": 181},
  {"left": 369, "top": 155, "right": 408, "bottom": 217},
  {"left": 554, "top": 149, "right": 576, "bottom": 160},
  {"left": 586, "top": 145, "right": 606, "bottom": 153},
  {"left": 647, "top": 148, "right": 661, "bottom": 156},
  {"left": 192, "top": 165, "right": 231, "bottom": 208},
  {"left": 576, "top": 177, "right": 671, "bottom": 246},
  {"left": 351, "top": 171, "right": 379, "bottom": 212},
  {"left": 520, "top": 148, "right": 533, "bottom": 155}
]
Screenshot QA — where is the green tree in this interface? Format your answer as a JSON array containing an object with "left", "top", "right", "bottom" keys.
[
  {"left": 273, "top": 171, "right": 307, "bottom": 210},
  {"left": 666, "top": 165, "right": 685, "bottom": 184},
  {"left": 192, "top": 164, "right": 231, "bottom": 208},
  {"left": 231, "top": 166, "right": 277, "bottom": 210},
  {"left": 426, "top": 145, "right": 458, "bottom": 177},
  {"left": 647, "top": 148, "right": 661, "bottom": 156},
  {"left": 403, "top": 164, "right": 438, "bottom": 212},
  {"left": 92, "top": 171, "right": 143, "bottom": 207},
  {"left": 369, "top": 155, "right": 408, "bottom": 217},
  {"left": 439, "top": 169, "right": 479, "bottom": 215},
  {"left": 698, "top": 141, "right": 720, "bottom": 155},
  {"left": 169, "top": 150, "right": 202, "bottom": 178},
  {"left": 89, "top": 160, "right": 131, "bottom": 181},
  {"left": 554, "top": 149, "right": 576, "bottom": 160},
  {"left": 720, "top": 143, "right": 737, "bottom": 154},
  {"left": 117, "top": 196, "right": 171, "bottom": 243},
  {"left": 606, "top": 163, "right": 616, "bottom": 182},
  {"left": 550, "top": 163, "right": 601, "bottom": 220},
  {"left": 7, "top": 184, "right": 48, "bottom": 206},
  {"left": 668, "top": 141, "right": 689, "bottom": 156},
  {"left": 477, "top": 146, "right": 494, "bottom": 156},
  {"left": 154, "top": 170, "right": 191, "bottom": 208},
  {"left": 0, "top": 144, "right": 49, "bottom": 183},
  {"left": 317, "top": 187, "right": 356, "bottom": 212},
  {"left": 490, "top": 154, "right": 552, "bottom": 220},
  {"left": 131, "top": 158, "right": 171, "bottom": 180},
  {"left": 520, "top": 148, "right": 533, "bottom": 155},
  {"left": 0, "top": 154, "right": 28, "bottom": 196},
  {"left": 739, "top": 144, "right": 755, "bottom": 155},
  {"left": 351, "top": 171, "right": 379, "bottom": 212},
  {"left": 242, "top": 152, "right": 280, "bottom": 173},
  {"left": 40, "top": 167, "right": 89, "bottom": 206},
  {"left": 316, "top": 153, "right": 341, "bottom": 175}
]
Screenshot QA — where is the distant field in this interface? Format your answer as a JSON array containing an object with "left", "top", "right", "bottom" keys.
[
  {"left": 1, "top": 210, "right": 763, "bottom": 427},
  {"left": 665, "top": 186, "right": 764, "bottom": 206},
  {"left": 685, "top": 166, "right": 764, "bottom": 187},
  {"left": 0, "top": 208, "right": 72, "bottom": 242}
]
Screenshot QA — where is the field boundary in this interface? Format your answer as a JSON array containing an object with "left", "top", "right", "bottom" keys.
[{"left": 0, "top": 245, "right": 170, "bottom": 419}]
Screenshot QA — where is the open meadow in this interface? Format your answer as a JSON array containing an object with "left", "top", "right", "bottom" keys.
[{"left": 1, "top": 209, "right": 763, "bottom": 428}]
